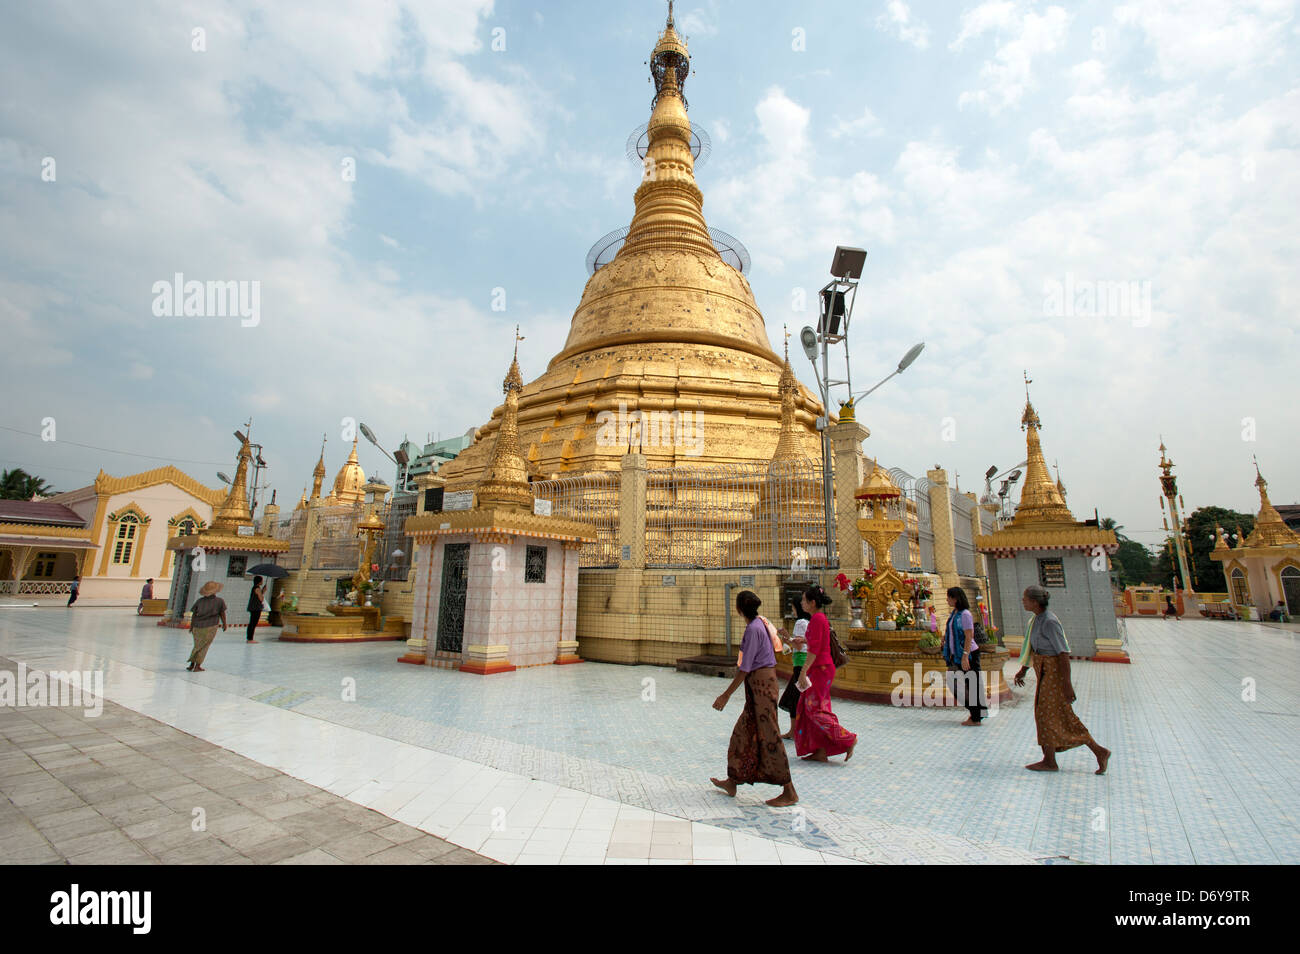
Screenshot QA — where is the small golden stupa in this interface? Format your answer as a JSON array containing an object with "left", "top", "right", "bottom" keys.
[{"left": 437, "top": 6, "right": 823, "bottom": 489}]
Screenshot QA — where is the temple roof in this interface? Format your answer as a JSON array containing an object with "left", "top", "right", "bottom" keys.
[{"left": 1243, "top": 461, "right": 1300, "bottom": 548}]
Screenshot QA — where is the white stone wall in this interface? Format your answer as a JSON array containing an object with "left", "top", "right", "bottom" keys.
[{"left": 990, "top": 549, "right": 1117, "bottom": 657}]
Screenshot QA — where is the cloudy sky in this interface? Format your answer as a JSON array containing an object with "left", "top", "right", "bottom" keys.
[{"left": 1, "top": 0, "right": 1296, "bottom": 547}]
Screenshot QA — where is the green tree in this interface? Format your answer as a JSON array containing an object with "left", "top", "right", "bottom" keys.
[
  {"left": 1111, "top": 538, "right": 1155, "bottom": 586},
  {"left": 1151, "top": 506, "right": 1256, "bottom": 592},
  {"left": 0, "top": 468, "right": 56, "bottom": 500}
]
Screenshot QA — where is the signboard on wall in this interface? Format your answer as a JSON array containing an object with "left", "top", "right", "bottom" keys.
[
  {"left": 443, "top": 491, "right": 474, "bottom": 512},
  {"left": 533, "top": 499, "right": 552, "bottom": 517},
  {"left": 236, "top": 525, "right": 255, "bottom": 536}
]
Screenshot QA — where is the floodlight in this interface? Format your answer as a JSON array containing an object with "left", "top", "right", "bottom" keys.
[
  {"left": 818, "top": 289, "right": 846, "bottom": 335},
  {"left": 360, "top": 423, "right": 379, "bottom": 446},
  {"left": 829, "top": 246, "right": 867, "bottom": 280},
  {"left": 217, "top": 472, "right": 231, "bottom": 484},
  {"left": 985, "top": 465, "right": 999, "bottom": 480}
]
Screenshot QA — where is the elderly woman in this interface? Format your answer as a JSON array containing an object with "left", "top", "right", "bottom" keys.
[
  {"left": 711, "top": 590, "right": 799, "bottom": 807},
  {"left": 1014, "top": 585, "right": 1110, "bottom": 774},
  {"left": 186, "top": 581, "right": 228, "bottom": 673}
]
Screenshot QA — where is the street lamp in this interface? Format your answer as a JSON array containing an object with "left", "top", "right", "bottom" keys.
[{"left": 360, "top": 423, "right": 411, "bottom": 493}]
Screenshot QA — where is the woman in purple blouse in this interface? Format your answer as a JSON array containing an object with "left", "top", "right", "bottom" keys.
[{"left": 710, "top": 590, "right": 798, "bottom": 807}]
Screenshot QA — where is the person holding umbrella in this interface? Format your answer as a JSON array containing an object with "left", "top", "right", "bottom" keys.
[{"left": 246, "top": 575, "right": 265, "bottom": 643}]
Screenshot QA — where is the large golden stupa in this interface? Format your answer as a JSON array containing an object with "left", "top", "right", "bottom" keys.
[{"left": 438, "top": 7, "right": 823, "bottom": 490}]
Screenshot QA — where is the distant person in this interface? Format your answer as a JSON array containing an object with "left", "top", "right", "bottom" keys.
[
  {"left": 66, "top": 576, "right": 80, "bottom": 607},
  {"left": 187, "top": 581, "right": 227, "bottom": 673},
  {"left": 1163, "top": 596, "right": 1179, "bottom": 620},
  {"left": 246, "top": 575, "right": 265, "bottom": 643},
  {"left": 1268, "top": 601, "right": 1288, "bottom": 622},
  {"left": 777, "top": 599, "right": 810, "bottom": 740},
  {"left": 138, "top": 578, "right": 154, "bottom": 614},
  {"left": 710, "top": 589, "right": 798, "bottom": 807},
  {"left": 794, "top": 585, "right": 857, "bottom": 763},
  {"left": 943, "top": 586, "right": 985, "bottom": 725},
  {"left": 1014, "top": 585, "right": 1110, "bottom": 775}
]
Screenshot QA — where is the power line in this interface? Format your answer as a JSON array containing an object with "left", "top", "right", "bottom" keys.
[{"left": 0, "top": 424, "right": 227, "bottom": 466}]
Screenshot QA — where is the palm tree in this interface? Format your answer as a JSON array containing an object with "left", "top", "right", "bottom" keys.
[
  {"left": 1099, "top": 517, "right": 1126, "bottom": 540},
  {"left": 0, "top": 468, "right": 56, "bottom": 500}
]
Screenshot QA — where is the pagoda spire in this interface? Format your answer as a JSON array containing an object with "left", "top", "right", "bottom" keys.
[
  {"left": 1011, "top": 375, "right": 1074, "bottom": 526},
  {"left": 310, "top": 433, "right": 327, "bottom": 501},
  {"left": 211, "top": 435, "right": 255, "bottom": 531},
  {"left": 770, "top": 326, "right": 806, "bottom": 464},
  {"left": 1246, "top": 457, "right": 1300, "bottom": 547},
  {"left": 475, "top": 341, "right": 533, "bottom": 512},
  {"left": 619, "top": 5, "right": 715, "bottom": 262}
]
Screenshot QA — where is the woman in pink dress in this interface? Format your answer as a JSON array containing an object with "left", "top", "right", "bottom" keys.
[{"left": 794, "top": 585, "right": 857, "bottom": 762}]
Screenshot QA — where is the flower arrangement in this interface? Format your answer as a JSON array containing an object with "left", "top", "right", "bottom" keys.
[
  {"left": 902, "top": 577, "right": 933, "bottom": 602},
  {"left": 833, "top": 569, "right": 876, "bottom": 601}
]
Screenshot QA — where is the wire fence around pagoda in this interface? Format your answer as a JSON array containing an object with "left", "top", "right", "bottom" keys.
[{"left": 534, "top": 460, "right": 828, "bottom": 570}]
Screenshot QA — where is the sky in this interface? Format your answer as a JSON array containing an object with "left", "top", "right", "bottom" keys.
[{"left": 1, "top": 0, "right": 1296, "bottom": 549}]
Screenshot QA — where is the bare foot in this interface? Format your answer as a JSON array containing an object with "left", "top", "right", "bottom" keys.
[
  {"left": 801, "top": 750, "right": 829, "bottom": 762},
  {"left": 1095, "top": 747, "right": 1111, "bottom": 775},
  {"left": 1025, "top": 760, "right": 1058, "bottom": 772},
  {"left": 766, "top": 791, "right": 799, "bottom": 807},
  {"left": 193, "top": 666, "right": 205, "bottom": 672},
  {"left": 961, "top": 718, "right": 982, "bottom": 726},
  {"left": 780, "top": 732, "right": 793, "bottom": 740},
  {"left": 844, "top": 742, "right": 856, "bottom": 762},
  {"left": 246, "top": 639, "right": 258, "bottom": 644},
  {"left": 710, "top": 777, "right": 737, "bottom": 797}
]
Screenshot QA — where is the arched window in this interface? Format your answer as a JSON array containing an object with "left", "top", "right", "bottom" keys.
[
  {"left": 113, "top": 513, "right": 140, "bottom": 565},
  {"left": 1281, "top": 566, "right": 1300, "bottom": 615},
  {"left": 1230, "top": 567, "right": 1250, "bottom": 605},
  {"left": 176, "top": 516, "right": 198, "bottom": 536}
]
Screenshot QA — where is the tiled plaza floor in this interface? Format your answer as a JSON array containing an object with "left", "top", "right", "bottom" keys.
[
  {"left": 0, "top": 656, "right": 493, "bottom": 865},
  {"left": 1, "top": 608, "right": 1296, "bottom": 864}
]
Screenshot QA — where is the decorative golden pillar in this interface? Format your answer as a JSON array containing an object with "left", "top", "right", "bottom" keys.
[
  {"left": 607, "top": 452, "right": 647, "bottom": 656},
  {"left": 927, "top": 468, "right": 959, "bottom": 592}
]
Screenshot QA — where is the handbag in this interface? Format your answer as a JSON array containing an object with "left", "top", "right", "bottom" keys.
[{"left": 828, "top": 625, "right": 848, "bottom": 668}]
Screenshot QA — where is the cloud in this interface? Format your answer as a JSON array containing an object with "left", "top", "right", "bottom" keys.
[
  {"left": 876, "top": 1, "right": 932, "bottom": 49},
  {"left": 1113, "top": 0, "right": 1295, "bottom": 81},
  {"left": 831, "top": 107, "right": 883, "bottom": 139},
  {"left": 950, "top": 2, "right": 1070, "bottom": 114}
]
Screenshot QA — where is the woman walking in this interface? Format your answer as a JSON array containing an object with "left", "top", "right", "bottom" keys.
[
  {"left": 1014, "top": 585, "right": 1111, "bottom": 774},
  {"left": 777, "top": 599, "right": 810, "bottom": 739},
  {"left": 246, "top": 575, "right": 265, "bottom": 643},
  {"left": 187, "top": 581, "right": 227, "bottom": 672},
  {"left": 794, "top": 585, "right": 857, "bottom": 762},
  {"left": 710, "top": 590, "right": 798, "bottom": 807},
  {"left": 943, "top": 586, "right": 985, "bottom": 725}
]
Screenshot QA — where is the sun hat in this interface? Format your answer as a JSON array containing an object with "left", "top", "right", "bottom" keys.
[{"left": 199, "top": 581, "right": 223, "bottom": 596}]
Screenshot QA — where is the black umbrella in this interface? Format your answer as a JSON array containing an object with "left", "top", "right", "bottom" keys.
[{"left": 247, "top": 563, "right": 289, "bottom": 578}]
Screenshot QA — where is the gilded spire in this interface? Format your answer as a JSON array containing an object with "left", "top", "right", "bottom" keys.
[
  {"left": 1244, "top": 458, "right": 1300, "bottom": 547},
  {"left": 769, "top": 331, "right": 805, "bottom": 464},
  {"left": 310, "top": 433, "right": 326, "bottom": 502},
  {"left": 211, "top": 435, "right": 254, "bottom": 531},
  {"left": 295, "top": 487, "right": 308, "bottom": 511},
  {"left": 1012, "top": 377, "right": 1075, "bottom": 526},
  {"left": 475, "top": 346, "right": 533, "bottom": 512},
  {"left": 619, "top": 5, "right": 715, "bottom": 263}
]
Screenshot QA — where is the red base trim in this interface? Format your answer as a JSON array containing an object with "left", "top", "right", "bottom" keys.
[
  {"left": 459, "top": 661, "right": 517, "bottom": 675},
  {"left": 554, "top": 656, "right": 585, "bottom": 665},
  {"left": 1089, "top": 655, "right": 1132, "bottom": 664},
  {"left": 397, "top": 654, "right": 426, "bottom": 665},
  {"left": 277, "top": 633, "right": 402, "bottom": 643}
]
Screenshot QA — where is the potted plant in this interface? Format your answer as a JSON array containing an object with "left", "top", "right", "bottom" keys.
[{"left": 918, "top": 631, "right": 942, "bottom": 654}]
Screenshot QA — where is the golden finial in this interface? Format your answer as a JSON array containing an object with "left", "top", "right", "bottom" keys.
[
  {"left": 667, "top": 0, "right": 674, "bottom": 28},
  {"left": 783, "top": 323, "right": 790, "bottom": 360},
  {"left": 513, "top": 323, "right": 525, "bottom": 360}
]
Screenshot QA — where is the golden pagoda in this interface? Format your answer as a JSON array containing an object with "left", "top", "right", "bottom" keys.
[
  {"left": 1211, "top": 459, "right": 1300, "bottom": 619},
  {"left": 436, "top": 6, "right": 823, "bottom": 490},
  {"left": 326, "top": 439, "right": 366, "bottom": 506},
  {"left": 309, "top": 439, "right": 327, "bottom": 503}
]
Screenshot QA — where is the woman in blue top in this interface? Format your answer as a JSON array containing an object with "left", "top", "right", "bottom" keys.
[
  {"left": 943, "top": 586, "right": 985, "bottom": 725},
  {"left": 710, "top": 590, "right": 798, "bottom": 807}
]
